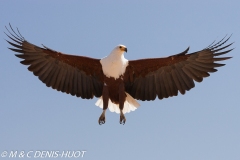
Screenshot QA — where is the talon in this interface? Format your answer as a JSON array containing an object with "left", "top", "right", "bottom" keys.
[
  {"left": 99, "top": 119, "right": 105, "bottom": 125},
  {"left": 98, "top": 117, "right": 105, "bottom": 125},
  {"left": 98, "top": 110, "right": 106, "bottom": 125}
]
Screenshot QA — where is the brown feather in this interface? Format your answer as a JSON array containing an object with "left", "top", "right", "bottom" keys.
[
  {"left": 171, "top": 68, "right": 185, "bottom": 94},
  {"left": 6, "top": 25, "right": 233, "bottom": 103},
  {"left": 6, "top": 26, "right": 104, "bottom": 99},
  {"left": 125, "top": 36, "right": 232, "bottom": 101},
  {"left": 76, "top": 72, "right": 83, "bottom": 97}
]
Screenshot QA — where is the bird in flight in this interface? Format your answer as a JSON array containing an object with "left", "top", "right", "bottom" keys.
[{"left": 5, "top": 24, "right": 233, "bottom": 125}]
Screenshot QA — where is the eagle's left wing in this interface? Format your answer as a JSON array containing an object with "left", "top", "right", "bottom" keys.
[{"left": 124, "top": 36, "right": 233, "bottom": 101}]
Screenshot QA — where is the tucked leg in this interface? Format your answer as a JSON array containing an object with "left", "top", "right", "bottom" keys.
[
  {"left": 120, "top": 110, "right": 126, "bottom": 125},
  {"left": 98, "top": 85, "right": 109, "bottom": 125},
  {"left": 119, "top": 82, "right": 126, "bottom": 124}
]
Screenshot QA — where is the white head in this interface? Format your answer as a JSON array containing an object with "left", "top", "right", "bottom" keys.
[
  {"left": 110, "top": 44, "right": 127, "bottom": 56},
  {"left": 101, "top": 44, "right": 129, "bottom": 79}
]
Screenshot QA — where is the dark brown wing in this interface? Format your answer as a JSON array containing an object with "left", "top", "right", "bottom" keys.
[
  {"left": 124, "top": 36, "right": 233, "bottom": 101},
  {"left": 5, "top": 25, "right": 104, "bottom": 99}
]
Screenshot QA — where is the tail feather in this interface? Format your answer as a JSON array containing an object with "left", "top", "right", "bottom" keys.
[{"left": 95, "top": 92, "right": 140, "bottom": 114}]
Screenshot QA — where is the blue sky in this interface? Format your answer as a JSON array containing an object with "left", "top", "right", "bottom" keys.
[{"left": 0, "top": 1, "right": 240, "bottom": 159}]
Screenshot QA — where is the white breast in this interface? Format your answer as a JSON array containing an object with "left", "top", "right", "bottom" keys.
[{"left": 100, "top": 53, "right": 128, "bottom": 79}]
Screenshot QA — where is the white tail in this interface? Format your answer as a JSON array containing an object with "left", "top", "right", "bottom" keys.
[{"left": 95, "top": 92, "right": 140, "bottom": 114}]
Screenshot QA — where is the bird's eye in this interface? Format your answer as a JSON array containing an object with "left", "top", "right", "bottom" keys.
[{"left": 119, "top": 46, "right": 122, "bottom": 49}]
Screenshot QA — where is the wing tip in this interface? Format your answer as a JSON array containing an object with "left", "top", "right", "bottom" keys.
[
  {"left": 207, "top": 34, "right": 233, "bottom": 50},
  {"left": 5, "top": 23, "right": 25, "bottom": 41}
]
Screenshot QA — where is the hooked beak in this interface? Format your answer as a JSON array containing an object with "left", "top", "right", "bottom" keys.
[{"left": 124, "top": 48, "right": 127, "bottom": 53}]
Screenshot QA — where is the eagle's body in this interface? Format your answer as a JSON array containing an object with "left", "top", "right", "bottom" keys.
[
  {"left": 5, "top": 24, "right": 233, "bottom": 125},
  {"left": 98, "top": 45, "right": 139, "bottom": 124}
]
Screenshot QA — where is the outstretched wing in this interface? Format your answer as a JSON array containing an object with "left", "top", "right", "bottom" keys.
[
  {"left": 124, "top": 36, "right": 233, "bottom": 101},
  {"left": 5, "top": 25, "right": 104, "bottom": 99}
]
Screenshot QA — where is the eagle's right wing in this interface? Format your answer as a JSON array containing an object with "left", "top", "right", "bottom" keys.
[{"left": 5, "top": 25, "right": 104, "bottom": 99}]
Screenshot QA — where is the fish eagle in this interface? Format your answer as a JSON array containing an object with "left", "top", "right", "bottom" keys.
[{"left": 5, "top": 25, "right": 233, "bottom": 125}]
